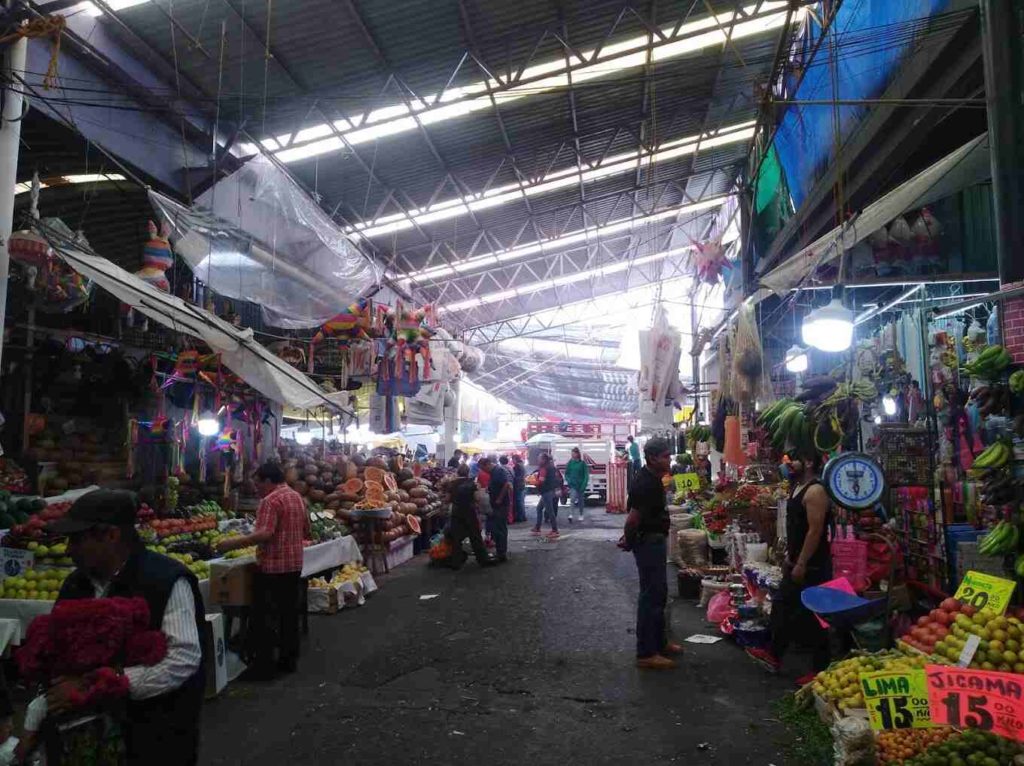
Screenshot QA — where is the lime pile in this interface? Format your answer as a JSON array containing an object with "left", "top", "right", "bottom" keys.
[
  {"left": 898, "top": 728, "right": 1023, "bottom": 766},
  {"left": 0, "top": 567, "right": 73, "bottom": 600}
]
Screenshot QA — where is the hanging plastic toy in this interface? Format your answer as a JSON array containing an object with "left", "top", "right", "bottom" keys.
[
  {"left": 124, "top": 220, "right": 173, "bottom": 328},
  {"left": 693, "top": 237, "right": 728, "bottom": 285}
]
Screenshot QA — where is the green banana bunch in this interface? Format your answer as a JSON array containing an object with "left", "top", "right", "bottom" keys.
[
  {"left": 978, "top": 521, "right": 1019, "bottom": 556},
  {"left": 973, "top": 440, "right": 1012, "bottom": 470},
  {"left": 1010, "top": 369, "right": 1024, "bottom": 394},
  {"left": 757, "top": 398, "right": 814, "bottom": 457},
  {"left": 686, "top": 425, "right": 711, "bottom": 446},
  {"left": 1015, "top": 553, "right": 1024, "bottom": 578},
  {"left": 962, "top": 345, "right": 1012, "bottom": 379}
]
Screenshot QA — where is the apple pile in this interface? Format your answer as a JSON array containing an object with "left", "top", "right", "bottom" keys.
[
  {"left": 149, "top": 514, "right": 218, "bottom": 538},
  {"left": 5, "top": 501, "right": 73, "bottom": 546},
  {"left": 903, "top": 597, "right": 1024, "bottom": 673}
]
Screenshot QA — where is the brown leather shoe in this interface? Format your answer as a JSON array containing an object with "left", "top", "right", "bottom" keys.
[
  {"left": 636, "top": 654, "right": 677, "bottom": 670},
  {"left": 663, "top": 642, "right": 684, "bottom": 656}
]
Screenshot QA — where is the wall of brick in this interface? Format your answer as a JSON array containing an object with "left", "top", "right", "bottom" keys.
[{"left": 1002, "top": 281, "right": 1024, "bottom": 364}]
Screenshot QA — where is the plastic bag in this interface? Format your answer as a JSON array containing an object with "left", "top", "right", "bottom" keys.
[
  {"left": 731, "top": 305, "right": 764, "bottom": 399},
  {"left": 832, "top": 714, "right": 875, "bottom": 766},
  {"left": 706, "top": 590, "right": 734, "bottom": 623}
]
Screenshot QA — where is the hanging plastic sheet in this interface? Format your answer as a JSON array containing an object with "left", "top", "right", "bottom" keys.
[
  {"left": 756, "top": 133, "right": 989, "bottom": 298},
  {"left": 42, "top": 229, "right": 352, "bottom": 414},
  {"left": 773, "top": 0, "right": 951, "bottom": 208},
  {"left": 149, "top": 155, "right": 379, "bottom": 329}
]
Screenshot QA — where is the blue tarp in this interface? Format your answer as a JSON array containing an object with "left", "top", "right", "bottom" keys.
[{"left": 773, "top": 0, "right": 952, "bottom": 208}]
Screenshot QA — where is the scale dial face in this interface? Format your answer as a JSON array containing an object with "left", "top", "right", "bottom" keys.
[{"left": 822, "top": 452, "right": 885, "bottom": 510}]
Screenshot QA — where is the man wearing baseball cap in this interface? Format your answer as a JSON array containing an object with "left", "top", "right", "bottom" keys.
[{"left": 18, "top": 490, "right": 207, "bottom": 765}]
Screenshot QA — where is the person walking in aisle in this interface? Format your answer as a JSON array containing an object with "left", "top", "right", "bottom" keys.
[
  {"left": 627, "top": 435, "right": 642, "bottom": 470},
  {"left": 621, "top": 437, "right": 683, "bottom": 669},
  {"left": 480, "top": 456, "right": 511, "bottom": 562},
  {"left": 445, "top": 465, "right": 495, "bottom": 568},
  {"left": 746, "top": 454, "right": 833, "bottom": 680},
  {"left": 498, "top": 456, "right": 515, "bottom": 524},
  {"left": 511, "top": 454, "right": 527, "bottom": 523},
  {"left": 532, "top": 453, "right": 562, "bottom": 540},
  {"left": 447, "top": 449, "right": 464, "bottom": 469},
  {"left": 564, "top": 447, "right": 589, "bottom": 524},
  {"left": 217, "top": 462, "right": 309, "bottom": 679}
]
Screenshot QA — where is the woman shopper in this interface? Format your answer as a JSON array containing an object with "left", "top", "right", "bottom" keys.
[
  {"left": 532, "top": 453, "right": 562, "bottom": 540},
  {"left": 564, "top": 447, "right": 589, "bottom": 524}
]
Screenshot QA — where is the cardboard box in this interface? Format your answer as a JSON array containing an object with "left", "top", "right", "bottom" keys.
[
  {"left": 202, "top": 613, "right": 228, "bottom": 699},
  {"left": 209, "top": 560, "right": 257, "bottom": 606}
]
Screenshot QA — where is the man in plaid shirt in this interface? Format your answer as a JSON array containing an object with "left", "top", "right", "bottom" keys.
[{"left": 218, "top": 462, "right": 309, "bottom": 678}]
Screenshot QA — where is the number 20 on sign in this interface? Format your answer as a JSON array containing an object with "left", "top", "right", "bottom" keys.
[{"left": 861, "top": 669, "right": 932, "bottom": 730}]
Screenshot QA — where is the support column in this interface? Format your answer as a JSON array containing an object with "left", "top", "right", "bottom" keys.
[
  {"left": 980, "top": 0, "right": 1024, "bottom": 286},
  {"left": 0, "top": 36, "right": 27, "bottom": 372}
]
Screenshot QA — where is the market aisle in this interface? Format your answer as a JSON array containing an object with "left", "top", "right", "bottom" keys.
[{"left": 199, "top": 508, "right": 795, "bottom": 765}]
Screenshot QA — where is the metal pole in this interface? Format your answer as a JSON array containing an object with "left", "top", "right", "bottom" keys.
[
  {"left": 980, "top": 0, "right": 1024, "bottom": 285},
  {"left": 0, "top": 35, "right": 27, "bottom": 372}
]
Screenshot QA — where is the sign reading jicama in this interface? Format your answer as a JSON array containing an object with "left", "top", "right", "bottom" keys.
[
  {"left": 926, "top": 665, "right": 1024, "bottom": 741},
  {"left": 954, "top": 571, "right": 1017, "bottom": 616},
  {"left": 860, "top": 668, "right": 932, "bottom": 729}
]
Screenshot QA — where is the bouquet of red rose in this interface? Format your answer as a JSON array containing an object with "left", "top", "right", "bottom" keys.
[{"left": 16, "top": 597, "right": 167, "bottom": 709}]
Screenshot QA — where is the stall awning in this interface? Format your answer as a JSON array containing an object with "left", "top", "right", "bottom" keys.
[
  {"left": 47, "top": 235, "right": 351, "bottom": 414},
  {"left": 756, "top": 133, "right": 991, "bottom": 297}
]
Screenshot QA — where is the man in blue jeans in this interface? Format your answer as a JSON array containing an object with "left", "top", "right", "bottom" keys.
[{"left": 622, "top": 437, "right": 682, "bottom": 669}]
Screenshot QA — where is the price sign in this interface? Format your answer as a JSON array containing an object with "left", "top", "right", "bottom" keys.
[
  {"left": 673, "top": 473, "right": 700, "bottom": 493},
  {"left": 955, "top": 571, "right": 1017, "bottom": 616},
  {"left": 861, "top": 668, "right": 932, "bottom": 730},
  {"left": 926, "top": 665, "right": 1024, "bottom": 741},
  {"left": 0, "top": 548, "right": 33, "bottom": 580}
]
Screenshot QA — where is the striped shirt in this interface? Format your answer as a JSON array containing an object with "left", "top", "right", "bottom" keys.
[{"left": 24, "top": 577, "right": 202, "bottom": 731}]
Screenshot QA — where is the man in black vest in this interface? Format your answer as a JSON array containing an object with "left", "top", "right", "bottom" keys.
[{"left": 19, "top": 490, "right": 206, "bottom": 765}]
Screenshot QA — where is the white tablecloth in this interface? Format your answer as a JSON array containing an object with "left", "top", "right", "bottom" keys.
[{"left": 300, "top": 536, "right": 362, "bottom": 577}]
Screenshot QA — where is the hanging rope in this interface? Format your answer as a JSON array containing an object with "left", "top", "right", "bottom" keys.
[{"left": 0, "top": 15, "right": 65, "bottom": 89}]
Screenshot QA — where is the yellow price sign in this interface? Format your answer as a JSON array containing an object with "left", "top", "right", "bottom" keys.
[
  {"left": 954, "top": 570, "right": 1017, "bottom": 616},
  {"left": 673, "top": 473, "right": 700, "bottom": 493},
  {"left": 860, "top": 668, "right": 932, "bottom": 730}
]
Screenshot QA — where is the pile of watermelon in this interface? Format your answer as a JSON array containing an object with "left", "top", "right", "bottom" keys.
[{"left": 0, "top": 492, "right": 46, "bottom": 530}]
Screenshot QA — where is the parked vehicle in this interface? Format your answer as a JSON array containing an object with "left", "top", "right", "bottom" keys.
[{"left": 551, "top": 438, "right": 615, "bottom": 505}]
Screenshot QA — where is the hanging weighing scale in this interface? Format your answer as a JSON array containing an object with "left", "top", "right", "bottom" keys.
[{"left": 821, "top": 452, "right": 886, "bottom": 510}]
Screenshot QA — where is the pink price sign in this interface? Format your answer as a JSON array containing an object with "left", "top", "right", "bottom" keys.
[{"left": 926, "top": 664, "right": 1024, "bottom": 741}]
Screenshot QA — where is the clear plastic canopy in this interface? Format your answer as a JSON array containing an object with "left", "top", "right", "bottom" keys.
[{"left": 149, "top": 155, "right": 379, "bottom": 328}]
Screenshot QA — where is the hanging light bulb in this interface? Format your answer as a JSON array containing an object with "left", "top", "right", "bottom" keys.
[
  {"left": 784, "top": 344, "right": 809, "bottom": 373},
  {"left": 873, "top": 415, "right": 882, "bottom": 425},
  {"left": 294, "top": 424, "right": 313, "bottom": 446},
  {"left": 882, "top": 395, "right": 897, "bottom": 416},
  {"left": 801, "top": 297, "right": 854, "bottom": 352},
  {"left": 196, "top": 411, "right": 219, "bottom": 437}
]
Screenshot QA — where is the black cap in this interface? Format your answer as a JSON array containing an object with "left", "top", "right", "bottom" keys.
[{"left": 48, "top": 490, "right": 137, "bottom": 535}]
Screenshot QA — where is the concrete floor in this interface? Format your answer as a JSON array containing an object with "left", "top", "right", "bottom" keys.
[{"left": 199, "top": 506, "right": 801, "bottom": 765}]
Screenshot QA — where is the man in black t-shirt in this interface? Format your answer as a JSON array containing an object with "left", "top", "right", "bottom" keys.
[{"left": 623, "top": 437, "right": 682, "bottom": 670}]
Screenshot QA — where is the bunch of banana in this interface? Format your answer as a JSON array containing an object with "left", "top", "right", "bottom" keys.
[
  {"left": 962, "top": 345, "right": 1012, "bottom": 379},
  {"left": 980, "top": 471, "right": 1019, "bottom": 506},
  {"left": 1014, "top": 553, "right": 1024, "bottom": 578},
  {"left": 1010, "top": 369, "right": 1024, "bottom": 394},
  {"left": 686, "top": 425, "right": 711, "bottom": 446},
  {"left": 757, "top": 398, "right": 815, "bottom": 456},
  {"left": 973, "top": 440, "right": 1012, "bottom": 470},
  {"left": 978, "top": 521, "right": 1019, "bottom": 556}
]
